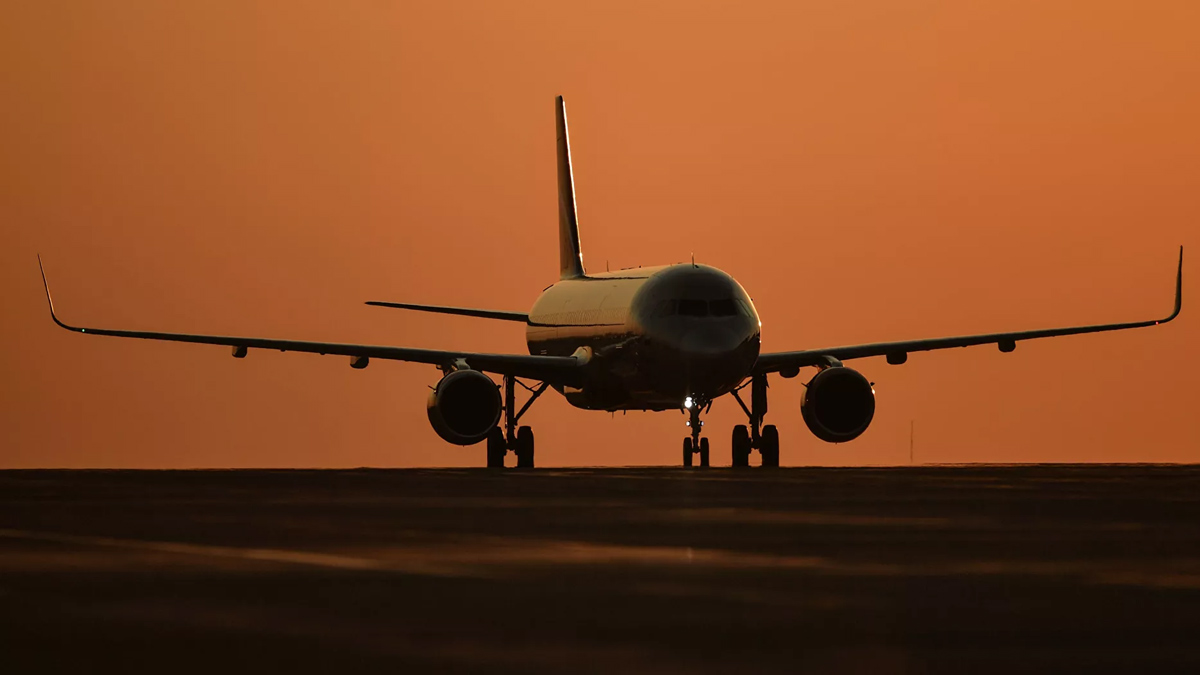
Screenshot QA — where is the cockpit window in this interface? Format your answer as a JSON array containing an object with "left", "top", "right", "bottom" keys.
[
  {"left": 709, "top": 298, "right": 738, "bottom": 316},
  {"left": 677, "top": 299, "right": 708, "bottom": 317},
  {"left": 657, "top": 297, "right": 745, "bottom": 318}
]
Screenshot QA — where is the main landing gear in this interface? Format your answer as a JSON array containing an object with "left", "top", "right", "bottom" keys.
[
  {"left": 729, "top": 374, "right": 780, "bottom": 467},
  {"left": 682, "top": 398, "right": 711, "bottom": 468},
  {"left": 487, "top": 375, "right": 549, "bottom": 469}
]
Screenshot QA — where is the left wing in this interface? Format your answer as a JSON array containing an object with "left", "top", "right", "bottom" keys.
[
  {"left": 755, "top": 247, "right": 1183, "bottom": 374},
  {"left": 38, "top": 257, "right": 584, "bottom": 386},
  {"left": 364, "top": 300, "right": 529, "bottom": 322}
]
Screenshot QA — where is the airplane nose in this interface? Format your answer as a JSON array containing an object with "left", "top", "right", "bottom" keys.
[
  {"left": 680, "top": 326, "right": 741, "bottom": 357},
  {"left": 678, "top": 320, "right": 760, "bottom": 396}
]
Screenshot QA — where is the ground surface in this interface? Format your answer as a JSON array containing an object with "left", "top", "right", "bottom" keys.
[{"left": 2, "top": 466, "right": 1199, "bottom": 674}]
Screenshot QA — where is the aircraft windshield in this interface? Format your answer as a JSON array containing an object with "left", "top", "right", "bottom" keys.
[
  {"left": 709, "top": 299, "right": 738, "bottom": 316},
  {"left": 657, "top": 298, "right": 747, "bottom": 318}
]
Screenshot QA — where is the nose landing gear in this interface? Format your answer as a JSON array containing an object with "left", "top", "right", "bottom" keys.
[
  {"left": 729, "top": 374, "right": 780, "bottom": 467},
  {"left": 682, "top": 398, "right": 711, "bottom": 467}
]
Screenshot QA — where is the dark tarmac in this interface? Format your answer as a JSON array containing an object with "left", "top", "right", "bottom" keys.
[{"left": 2, "top": 466, "right": 1199, "bottom": 674}]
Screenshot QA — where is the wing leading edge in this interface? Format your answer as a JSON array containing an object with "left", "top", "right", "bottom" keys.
[
  {"left": 755, "top": 247, "right": 1183, "bottom": 374},
  {"left": 364, "top": 300, "right": 529, "bottom": 322},
  {"left": 38, "top": 257, "right": 583, "bottom": 386}
]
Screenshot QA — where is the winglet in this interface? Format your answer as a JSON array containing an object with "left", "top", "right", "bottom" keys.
[
  {"left": 1169, "top": 245, "right": 1183, "bottom": 322},
  {"left": 37, "top": 255, "right": 79, "bottom": 332}
]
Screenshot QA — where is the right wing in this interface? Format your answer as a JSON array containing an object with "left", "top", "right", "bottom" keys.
[
  {"left": 755, "top": 246, "right": 1183, "bottom": 374},
  {"left": 39, "top": 258, "right": 582, "bottom": 386},
  {"left": 364, "top": 300, "right": 529, "bottom": 323}
]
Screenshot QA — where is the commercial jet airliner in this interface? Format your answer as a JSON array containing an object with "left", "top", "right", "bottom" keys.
[{"left": 39, "top": 96, "right": 1183, "bottom": 468}]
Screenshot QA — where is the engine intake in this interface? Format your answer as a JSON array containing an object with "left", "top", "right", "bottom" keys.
[
  {"left": 426, "top": 370, "right": 502, "bottom": 445},
  {"left": 801, "top": 367, "right": 875, "bottom": 443}
]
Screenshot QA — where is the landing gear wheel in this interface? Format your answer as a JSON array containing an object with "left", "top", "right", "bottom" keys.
[
  {"left": 486, "top": 427, "right": 506, "bottom": 468},
  {"left": 731, "top": 425, "right": 751, "bottom": 468},
  {"left": 760, "top": 424, "right": 780, "bottom": 467},
  {"left": 699, "top": 437, "right": 710, "bottom": 468},
  {"left": 683, "top": 438, "right": 693, "bottom": 467},
  {"left": 515, "top": 426, "right": 535, "bottom": 468}
]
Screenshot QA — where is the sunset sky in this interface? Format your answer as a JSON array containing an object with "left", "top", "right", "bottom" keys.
[{"left": 2, "top": 1, "right": 1197, "bottom": 468}]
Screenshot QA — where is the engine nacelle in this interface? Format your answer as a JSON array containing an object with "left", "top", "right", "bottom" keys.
[
  {"left": 801, "top": 367, "right": 875, "bottom": 443},
  {"left": 426, "top": 370, "right": 502, "bottom": 445}
]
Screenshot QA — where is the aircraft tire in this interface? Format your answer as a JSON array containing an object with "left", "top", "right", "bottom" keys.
[
  {"left": 515, "top": 426, "right": 535, "bottom": 468},
  {"left": 731, "top": 425, "right": 751, "bottom": 467},
  {"left": 683, "top": 438, "right": 693, "bottom": 467},
  {"left": 486, "top": 427, "right": 506, "bottom": 468},
  {"left": 699, "top": 437, "right": 710, "bottom": 467},
  {"left": 761, "top": 425, "right": 780, "bottom": 467}
]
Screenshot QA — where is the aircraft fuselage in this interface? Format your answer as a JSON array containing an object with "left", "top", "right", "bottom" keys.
[{"left": 527, "top": 263, "right": 761, "bottom": 411}]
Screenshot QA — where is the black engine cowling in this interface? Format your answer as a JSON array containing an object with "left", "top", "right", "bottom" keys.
[
  {"left": 801, "top": 367, "right": 875, "bottom": 443},
  {"left": 426, "top": 370, "right": 502, "bottom": 445}
]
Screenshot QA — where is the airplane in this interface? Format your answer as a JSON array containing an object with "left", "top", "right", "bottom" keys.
[{"left": 38, "top": 96, "right": 1183, "bottom": 469}]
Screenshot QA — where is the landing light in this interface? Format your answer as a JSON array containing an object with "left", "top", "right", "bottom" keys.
[{"left": 684, "top": 396, "right": 693, "bottom": 409}]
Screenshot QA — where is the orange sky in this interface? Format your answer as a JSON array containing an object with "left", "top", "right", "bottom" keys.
[{"left": 2, "top": 1, "right": 1198, "bottom": 468}]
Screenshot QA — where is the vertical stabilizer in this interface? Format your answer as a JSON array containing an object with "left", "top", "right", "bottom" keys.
[{"left": 556, "top": 95, "right": 586, "bottom": 279}]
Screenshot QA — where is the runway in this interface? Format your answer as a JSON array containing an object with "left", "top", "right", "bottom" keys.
[{"left": 2, "top": 466, "right": 1199, "bottom": 673}]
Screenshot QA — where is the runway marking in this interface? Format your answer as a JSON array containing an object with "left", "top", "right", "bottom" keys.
[
  {"left": 651, "top": 508, "right": 962, "bottom": 527},
  {"left": 5, "top": 528, "right": 1197, "bottom": 590},
  {"left": 0, "top": 528, "right": 826, "bottom": 575},
  {"left": 0, "top": 528, "right": 391, "bottom": 572}
]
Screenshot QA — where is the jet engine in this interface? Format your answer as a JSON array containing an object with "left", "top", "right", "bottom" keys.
[
  {"left": 801, "top": 366, "right": 875, "bottom": 443},
  {"left": 426, "top": 370, "right": 502, "bottom": 445}
]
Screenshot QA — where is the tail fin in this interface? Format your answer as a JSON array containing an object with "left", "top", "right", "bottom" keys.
[{"left": 556, "top": 95, "right": 586, "bottom": 279}]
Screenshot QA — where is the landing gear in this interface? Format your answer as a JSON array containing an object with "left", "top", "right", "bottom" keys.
[
  {"left": 486, "top": 376, "right": 548, "bottom": 469},
  {"left": 486, "top": 427, "right": 506, "bottom": 468},
  {"left": 515, "top": 426, "right": 535, "bottom": 468},
  {"left": 682, "top": 399, "right": 711, "bottom": 467},
  {"left": 682, "top": 437, "right": 710, "bottom": 467},
  {"left": 760, "top": 424, "right": 780, "bottom": 467},
  {"left": 732, "top": 425, "right": 751, "bottom": 467},
  {"left": 729, "top": 373, "right": 781, "bottom": 467}
]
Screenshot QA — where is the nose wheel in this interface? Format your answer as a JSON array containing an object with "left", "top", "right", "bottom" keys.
[
  {"left": 683, "top": 437, "right": 710, "bottom": 467},
  {"left": 682, "top": 399, "right": 711, "bottom": 467}
]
